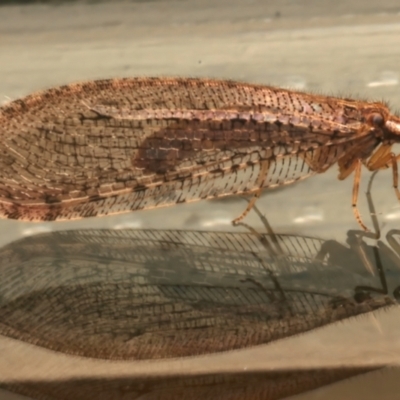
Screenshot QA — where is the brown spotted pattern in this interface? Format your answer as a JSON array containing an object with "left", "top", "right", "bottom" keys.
[{"left": 0, "top": 77, "right": 398, "bottom": 221}]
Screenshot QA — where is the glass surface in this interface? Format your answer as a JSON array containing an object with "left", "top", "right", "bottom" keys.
[{"left": 1, "top": 1, "right": 400, "bottom": 399}]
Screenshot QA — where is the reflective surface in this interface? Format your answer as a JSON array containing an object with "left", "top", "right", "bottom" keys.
[
  {"left": 2, "top": 0, "right": 400, "bottom": 399},
  {"left": 0, "top": 203, "right": 399, "bottom": 398},
  {"left": 0, "top": 214, "right": 394, "bottom": 361}
]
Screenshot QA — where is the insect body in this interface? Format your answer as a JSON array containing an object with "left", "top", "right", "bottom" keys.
[{"left": 1, "top": 77, "right": 400, "bottom": 226}]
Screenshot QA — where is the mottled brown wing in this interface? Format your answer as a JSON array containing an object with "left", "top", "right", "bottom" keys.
[{"left": 0, "top": 77, "right": 370, "bottom": 221}]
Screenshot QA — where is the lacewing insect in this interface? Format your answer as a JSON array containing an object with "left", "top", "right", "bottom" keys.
[{"left": 1, "top": 77, "right": 400, "bottom": 227}]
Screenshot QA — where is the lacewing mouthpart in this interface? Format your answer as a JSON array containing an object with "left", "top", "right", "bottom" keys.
[{"left": 1, "top": 77, "right": 400, "bottom": 228}]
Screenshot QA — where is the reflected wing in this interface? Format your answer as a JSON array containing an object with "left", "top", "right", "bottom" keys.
[{"left": 0, "top": 228, "right": 392, "bottom": 360}]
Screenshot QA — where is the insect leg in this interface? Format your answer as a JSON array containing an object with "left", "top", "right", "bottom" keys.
[
  {"left": 351, "top": 173, "right": 388, "bottom": 294},
  {"left": 232, "top": 160, "right": 270, "bottom": 225},
  {"left": 352, "top": 160, "right": 370, "bottom": 232},
  {"left": 366, "top": 143, "right": 392, "bottom": 170},
  {"left": 390, "top": 153, "right": 400, "bottom": 201},
  {"left": 366, "top": 147, "right": 400, "bottom": 202},
  {"left": 234, "top": 200, "right": 285, "bottom": 257}
]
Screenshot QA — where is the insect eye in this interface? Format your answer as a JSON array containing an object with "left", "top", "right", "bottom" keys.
[{"left": 369, "top": 112, "right": 385, "bottom": 127}]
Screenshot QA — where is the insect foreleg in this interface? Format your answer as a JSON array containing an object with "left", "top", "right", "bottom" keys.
[
  {"left": 366, "top": 146, "right": 400, "bottom": 202},
  {"left": 390, "top": 153, "right": 400, "bottom": 201}
]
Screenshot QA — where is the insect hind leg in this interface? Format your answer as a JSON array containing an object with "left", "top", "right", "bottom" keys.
[{"left": 232, "top": 160, "right": 270, "bottom": 225}]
